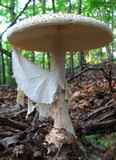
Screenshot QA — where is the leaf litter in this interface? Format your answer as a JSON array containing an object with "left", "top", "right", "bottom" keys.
[{"left": 0, "top": 69, "right": 116, "bottom": 160}]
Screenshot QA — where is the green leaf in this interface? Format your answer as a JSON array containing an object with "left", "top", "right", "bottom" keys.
[{"left": 85, "top": 134, "right": 100, "bottom": 140}]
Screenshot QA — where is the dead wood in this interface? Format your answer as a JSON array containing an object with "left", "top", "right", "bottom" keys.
[
  {"left": 82, "top": 119, "right": 116, "bottom": 134},
  {"left": 98, "top": 112, "right": 116, "bottom": 122},
  {"left": 0, "top": 96, "right": 16, "bottom": 101},
  {"left": 14, "top": 109, "right": 27, "bottom": 116},
  {"left": 0, "top": 115, "right": 27, "bottom": 131},
  {"left": 67, "top": 67, "right": 109, "bottom": 82},
  {"left": 83, "top": 103, "right": 116, "bottom": 121}
]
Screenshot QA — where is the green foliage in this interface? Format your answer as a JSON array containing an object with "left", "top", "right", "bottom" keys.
[
  {"left": 97, "top": 137, "right": 109, "bottom": 147},
  {"left": 85, "top": 133, "right": 116, "bottom": 148},
  {"left": 86, "top": 49, "right": 107, "bottom": 64},
  {"left": 6, "top": 75, "right": 13, "bottom": 84},
  {"left": 85, "top": 134, "right": 100, "bottom": 139},
  {"left": 97, "top": 133, "right": 116, "bottom": 147},
  {"left": 0, "top": 0, "right": 115, "bottom": 84}
]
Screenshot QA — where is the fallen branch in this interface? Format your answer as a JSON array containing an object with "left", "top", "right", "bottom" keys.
[
  {"left": 83, "top": 103, "right": 116, "bottom": 121},
  {"left": 0, "top": 115, "right": 27, "bottom": 131},
  {"left": 14, "top": 109, "right": 27, "bottom": 117},
  {"left": 67, "top": 67, "right": 109, "bottom": 83},
  {"left": 82, "top": 119, "right": 116, "bottom": 134},
  {"left": 0, "top": 96, "right": 16, "bottom": 101},
  {"left": 98, "top": 112, "right": 116, "bottom": 122}
]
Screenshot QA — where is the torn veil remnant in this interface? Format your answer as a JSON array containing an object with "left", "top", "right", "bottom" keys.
[
  {"left": 16, "top": 87, "right": 24, "bottom": 106},
  {"left": 6, "top": 13, "right": 113, "bottom": 147}
]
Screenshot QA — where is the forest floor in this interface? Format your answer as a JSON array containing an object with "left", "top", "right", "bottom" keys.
[{"left": 0, "top": 68, "right": 116, "bottom": 160}]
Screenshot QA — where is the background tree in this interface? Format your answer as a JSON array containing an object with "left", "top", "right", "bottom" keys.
[{"left": 0, "top": 0, "right": 115, "bottom": 84}]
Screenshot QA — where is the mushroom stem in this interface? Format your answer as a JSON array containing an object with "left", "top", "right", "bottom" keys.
[
  {"left": 45, "top": 49, "right": 76, "bottom": 147},
  {"left": 50, "top": 49, "right": 65, "bottom": 83},
  {"left": 52, "top": 90, "right": 75, "bottom": 135},
  {"left": 50, "top": 50, "right": 74, "bottom": 131}
]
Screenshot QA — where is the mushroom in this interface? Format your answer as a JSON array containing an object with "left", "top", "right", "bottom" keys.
[{"left": 6, "top": 13, "right": 113, "bottom": 147}]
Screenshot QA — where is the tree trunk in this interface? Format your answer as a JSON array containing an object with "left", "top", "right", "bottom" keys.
[
  {"left": 70, "top": 52, "right": 74, "bottom": 76},
  {"left": 31, "top": 51, "right": 35, "bottom": 63},
  {"left": 99, "top": 48, "right": 103, "bottom": 63},
  {"left": 42, "top": 0, "right": 46, "bottom": 13},
  {"left": 78, "top": 0, "right": 81, "bottom": 15},
  {"left": 111, "top": 7, "right": 114, "bottom": 56},
  {"left": 0, "top": 41, "right": 6, "bottom": 84},
  {"left": 69, "top": 0, "right": 71, "bottom": 13},
  {"left": 47, "top": 52, "right": 50, "bottom": 71},
  {"left": 10, "top": 0, "right": 15, "bottom": 22},
  {"left": 33, "top": 0, "right": 36, "bottom": 15},
  {"left": 106, "top": 45, "right": 113, "bottom": 61},
  {"left": 79, "top": 51, "right": 85, "bottom": 70},
  {"left": 42, "top": 52, "right": 45, "bottom": 69},
  {"left": 9, "top": 0, "right": 16, "bottom": 84},
  {"left": 31, "top": 0, "right": 36, "bottom": 63},
  {"left": 52, "top": 0, "right": 55, "bottom": 13},
  {"left": 0, "top": 52, "right": 6, "bottom": 84},
  {"left": 77, "top": 0, "right": 86, "bottom": 70}
]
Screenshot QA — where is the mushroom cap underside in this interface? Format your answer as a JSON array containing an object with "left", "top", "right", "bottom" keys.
[{"left": 7, "top": 13, "right": 113, "bottom": 52}]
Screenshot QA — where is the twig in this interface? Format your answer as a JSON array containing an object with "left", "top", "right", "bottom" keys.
[
  {"left": 0, "top": 96, "right": 16, "bottom": 100},
  {"left": 98, "top": 112, "right": 116, "bottom": 122},
  {"left": 0, "top": 0, "right": 32, "bottom": 39},
  {"left": 0, "top": 2, "right": 11, "bottom": 9},
  {"left": 67, "top": 67, "right": 109, "bottom": 83},
  {"left": 0, "top": 48, "right": 11, "bottom": 57},
  {"left": 31, "top": 112, "right": 39, "bottom": 126},
  {"left": 82, "top": 119, "right": 116, "bottom": 134},
  {"left": 0, "top": 115, "right": 27, "bottom": 131},
  {"left": 15, "top": 109, "right": 27, "bottom": 116},
  {"left": 83, "top": 103, "right": 116, "bottom": 121}
]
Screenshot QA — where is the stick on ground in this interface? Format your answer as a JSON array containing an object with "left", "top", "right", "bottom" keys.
[{"left": 0, "top": 115, "right": 27, "bottom": 131}]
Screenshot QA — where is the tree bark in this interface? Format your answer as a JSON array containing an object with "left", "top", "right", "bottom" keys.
[
  {"left": 33, "top": 0, "right": 36, "bottom": 15},
  {"left": 41, "top": 0, "right": 46, "bottom": 13},
  {"left": 81, "top": 119, "right": 116, "bottom": 134},
  {"left": 70, "top": 52, "right": 74, "bottom": 76},
  {"left": 0, "top": 115, "right": 27, "bottom": 131},
  {"left": 78, "top": 0, "right": 81, "bottom": 15},
  {"left": 106, "top": 45, "right": 113, "bottom": 61},
  {"left": 42, "top": 52, "right": 45, "bottom": 69},
  {"left": 79, "top": 51, "right": 85, "bottom": 71},
  {"left": 47, "top": 52, "right": 50, "bottom": 71},
  {"left": 0, "top": 41, "right": 6, "bottom": 84},
  {"left": 52, "top": 0, "right": 55, "bottom": 13},
  {"left": 10, "top": 0, "right": 15, "bottom": 21},
  {"left": 31, "top": 0, "right": 36, "bottom": 63},
  {"left": 69, "top": 0, "right": 72, "bottom": 13},
  {"left": 77, "top": 0, "right": 86, "bottom": 71}
]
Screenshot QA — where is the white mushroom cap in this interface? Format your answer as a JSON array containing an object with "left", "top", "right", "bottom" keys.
[{"left": 7, "top": 13, "right": 113, "bottom": 52}]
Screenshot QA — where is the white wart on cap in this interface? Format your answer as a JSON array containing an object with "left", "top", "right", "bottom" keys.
[{"left": 7, "top": 13, "right": 113, "bottom": 52}]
